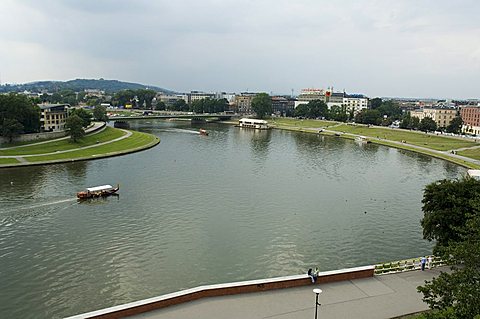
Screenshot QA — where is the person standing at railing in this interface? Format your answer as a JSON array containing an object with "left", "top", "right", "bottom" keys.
[
  {"left": 427, "top": 256, "right": 433, "bottom": 269},
  {"left": 421, "top": 256, "right": 427, "bottom": 271}
]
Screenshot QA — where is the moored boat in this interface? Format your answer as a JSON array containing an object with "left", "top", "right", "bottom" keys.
[{"left": 77, "top": 184, "right": 119, "bottom": 199}]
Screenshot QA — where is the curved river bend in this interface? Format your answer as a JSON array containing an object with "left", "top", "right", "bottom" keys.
[{"left": 0, "top": 121, "right": 464, "bottom": 318}]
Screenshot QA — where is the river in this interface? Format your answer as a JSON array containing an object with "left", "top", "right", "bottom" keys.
[{"left": 0, "top": 120, "right": 465, "bottom": 318}]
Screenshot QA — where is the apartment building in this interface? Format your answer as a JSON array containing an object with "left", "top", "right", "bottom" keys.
[
  {"left": 410, "top": 108, "right": 457, "bottom": 128},
  {"left": 235, "top": 93, "right": 257, "bottom": 114},
  {"left": 39, "top": 104, "right": 69, "bottom": 132},
  {"left": 460, "top": 106, "right": 480, "bottom": 135}
]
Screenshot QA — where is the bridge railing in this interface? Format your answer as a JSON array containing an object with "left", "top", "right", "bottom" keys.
[{"left": 374, "top": 256, "right": 444, "bottom": 275}]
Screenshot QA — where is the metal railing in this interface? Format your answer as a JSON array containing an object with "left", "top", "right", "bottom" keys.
[{"left": 374, "top": 256, "right": 444, "bottom": 275}]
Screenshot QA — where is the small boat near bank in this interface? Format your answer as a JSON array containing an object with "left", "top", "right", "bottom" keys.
[
  {"left": 199, "top": 128, "right": 209, "bottom": 136},
  {"left": 355, "top": 136, "right": 371, "bottom": 144},
  {"left": 77, "top": 184, "right": 119, "bottom": 199}
]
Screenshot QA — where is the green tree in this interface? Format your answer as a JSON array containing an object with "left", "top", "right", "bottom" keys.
[
  {"left": 446, "top": 116, "right": 463, "bottom": 134},
  {"left": 169, "top": 99, "right": 188, "bottom": 111},
  {"left": 1, "top": 118, "right": 24, "bottom": 143},
  {"left": 294, "top": 103, "right": 309, "bottom": 118},
  {"left": 418, "top": 178, "right": 480, "bottom": 319},
  {"left": 69, "top": 108, "right": 92, "bottom": 127},
  {"left": 0, "top": 93, "right": 40, "bottom": 134},
  {"left": 419, "top": 117, "right": 437, "bottom": 132},
  {"left": 370, "top": 97, "right": 383, "bottom": 109},
  {"left": 421, "top": 178, "right": 480, "bottom": 252},
  {"left": 251, "top": 93, "right": 272, "bottom": 119},
  {"left": 155, "top": 101, "right": 166, "bottom": 111},
  {"left": 329, "top": 105, "right": 348, "bottom": 122},
  {"left": 354, "top": 109, "right": 381, "bottom": 125},
  {"left": 400, "top": 113, "right": 412, "bottom": 129},
  {"left": 411, "top": 116, "right": 420, "bottom": 129},
  {"left": 93, "top": 105, "right": 108, "bottom": 122},
  {"left": 65, "top": 115, "right": 85, "bottom": 142}
]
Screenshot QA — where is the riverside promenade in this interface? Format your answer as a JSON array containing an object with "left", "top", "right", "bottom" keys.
[
  {"left": 67, "top": 266, "right": 446, "bottom": 319},
  {"left": 132, "top": 269, "right": 441, "bottom": 319}
]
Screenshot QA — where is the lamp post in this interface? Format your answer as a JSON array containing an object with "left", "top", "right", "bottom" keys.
[{"left": 313, "top": 288, "right": 322, "bottom": 319}]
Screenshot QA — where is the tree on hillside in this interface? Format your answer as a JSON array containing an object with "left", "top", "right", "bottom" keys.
[
  {"left": 446, "top": 116, "right": 463, "bottom": 134},
  {"left": 419, "top": 117, "right": 437, "bottom": 132},
  {"left": 418, "top": 178, "right": 480, "bottom": 318},
  {"left": 65, "top": 115, "right": 85, "bottom": 142},
  {"left": 93, "top": 105, "right": 108, "bottom": 122},
  {"left": 251, "top": 93, "right": 272, "bottom": 119},
  {"left": 1, "top": 118, "right": 24, "bottom": 143}
]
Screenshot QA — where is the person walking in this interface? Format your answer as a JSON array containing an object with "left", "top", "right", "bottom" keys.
[
  {"left": 427, "top": 256, "right": 433, "bottom": 269},
  {"left": 421, "top": 256, "right": 427, "bottom": 271}
]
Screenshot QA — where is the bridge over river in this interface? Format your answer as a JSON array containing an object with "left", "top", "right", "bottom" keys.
[{"left": 111, "top": 113, "right": 238, "bottom": 121}]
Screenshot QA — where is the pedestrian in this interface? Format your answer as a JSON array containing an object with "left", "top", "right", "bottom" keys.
[
  {"left": 428, "top": 256, "right": 433, "bottom": 269},
  {"left": 421, "top": 256, "right": 427, "bottom": 271},
  {"left": 313, "top": 267, "right": 319, "bottom": 283},
  {"left": 307, "top": 268, "right": 314, "bottom": 283}
]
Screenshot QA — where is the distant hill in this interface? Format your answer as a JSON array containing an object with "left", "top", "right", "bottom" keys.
[{"left": 0, "top": 78, "right": 175, "bottom": 94}]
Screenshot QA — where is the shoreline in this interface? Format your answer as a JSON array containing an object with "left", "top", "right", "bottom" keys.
[
  {"left": 266, "top": 120, "right": 480, "bottom": 169},
  {"left": 0, "top": 128, "right": 160, "bottom": 168}
]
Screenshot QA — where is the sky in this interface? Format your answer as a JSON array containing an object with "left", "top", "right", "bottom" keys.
[{"left": 0, "top": 0, "right": 479, "bottom": 99}]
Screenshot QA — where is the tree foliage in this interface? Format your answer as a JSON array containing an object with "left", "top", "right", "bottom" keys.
[
  {"left": 0, "top": 93, "right": 40, "bottom": 137},
  {"left": 93, "top": 105, "right": 108, "bottom": 122},
  {"left": 446, "top": 116, "right": 463, "bottom": 134},
  {"left": 191, "top": 98, "right": 228, "bottom": 113},
  {"left": 354, "top": 109, "right": 381, "bottom": 125},
  {"left": 419, "top": 117, "right": 438, "bottom": 132},
  {"left": 65, "top": 115, "right": 85, "bottom": 142},
  {"left": 251, "top": 93, "right": 272, "bottom": 119},
  {"left": 294, "top": 100, "right": 328, "bottom": 119},
  {"left": 69, "top": 108, "right": 92, "bottom": 127},
  {"left": 418, "top": 178, "right": 480, "bottom": 319}
]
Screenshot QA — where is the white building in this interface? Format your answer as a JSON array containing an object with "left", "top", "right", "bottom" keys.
[{"left": 343, "top": 95, "right": 368, "bottom": 113}]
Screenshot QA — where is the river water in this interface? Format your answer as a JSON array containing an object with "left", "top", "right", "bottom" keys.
[{"left": 0, "top": 120, "right": 465, "bottom": 318}]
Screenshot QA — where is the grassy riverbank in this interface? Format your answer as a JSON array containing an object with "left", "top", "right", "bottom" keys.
[
  {"left": 0, "top": 127, "right": 159, "bottom": 167},
  {"left": 269, "top": 118, "right": 480, "bottom": 169}
]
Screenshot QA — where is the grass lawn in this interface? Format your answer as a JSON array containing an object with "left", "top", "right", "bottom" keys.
[
  {"left": 457, "top": 147, "right": 480, "bottom": 161},
  {"left": 0, "top": 127, "right": 126, "bottom": 156},
  {"left": 270, "top": 117, "right": 339, "bottom": 128},
  {"left": 26, "top": 131, "right": 158, "bottom": 162},
  {"left": 0, "top": 158, "right": 20, "bottom": 165},
  {"left": 324, "top": 124, "right": 477, "bottom": 151}
]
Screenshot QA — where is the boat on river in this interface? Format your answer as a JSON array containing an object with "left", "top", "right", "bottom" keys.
[
  {"left": 355, "top": 136, "right": 371, "bottom": 144},
  {"left": 77, "top": 184, "right": 119, "bottom": 199},
  {"left": 199, "top": 128, "right": 209, "bottom": 136}
]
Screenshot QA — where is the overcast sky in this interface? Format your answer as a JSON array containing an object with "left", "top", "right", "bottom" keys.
[{"left": 0, "top": 0, "right": 479, "bottom": 98}]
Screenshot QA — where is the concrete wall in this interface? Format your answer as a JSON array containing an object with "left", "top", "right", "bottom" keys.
[
  {"left": 65, "top": 265, "right": 375, "bottom": 319},
  {"left": 0, "top": 131, "right": 67, "bottom": 144}
]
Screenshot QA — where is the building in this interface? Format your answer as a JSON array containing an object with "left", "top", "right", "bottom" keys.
[
  {"left": 297, "top": 88, "right": 326, "bottom": 102},
  {"left": 343, "top": 94, "right": 368, "bottom": 113},
  {"left": 156, "top": 94, "right": 188, "bottom": 108},
  {"left": 235, "top": 93, "right": 257, "bottom": 114},
  {"left": 460, "top": 106, "right": 480, "bottom": 135},
  {"left": 39, "top": 104, "right": 69, "bottom": 132},
  {"left": 271, "top": 96, "right": 294, "bottom": 115},
  {"left": 187, "top": 91, "right": 215, "bottom": 104},
  {"left": 410, "top": 108, "right": 457, "bottom": 129},
  {"left": 215, "top": 92, "right": 236, "bottom": 103},
  {"left": 327, "top": 92, "right": 345, "bottom": 109}
]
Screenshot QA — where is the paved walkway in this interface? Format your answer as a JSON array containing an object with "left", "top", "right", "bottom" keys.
[
  {"left": 316, "top": 127, "right": 480, "bottom": 167},
  {"left": 0, "top": 121, "right": 106, "bottom": 150},
  {"left": 131, "top": 268, "right": 445, "bottom": 319}
]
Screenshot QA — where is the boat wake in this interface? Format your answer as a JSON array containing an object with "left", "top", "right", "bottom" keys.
[
  {"left": 0, "top": 198, "right": 78, "bottom": 225},
  {"left": 162, "top": 128, "right": 200, "bottom": 134}
]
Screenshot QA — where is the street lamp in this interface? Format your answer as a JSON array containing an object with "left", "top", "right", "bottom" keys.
[{"left": 313, "top": 288, "right": 322, "bottom": 319}]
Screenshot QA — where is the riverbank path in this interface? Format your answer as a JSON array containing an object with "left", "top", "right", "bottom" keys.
[
  {"left": 317, "top": 127, "right": 480, "bottom": 167},
  {"left": 130, "top": 267, "right": 445, "bottom": 319},
  {"left": 0, "top": 121, "right": 106, "bottom": 150},
  {"left": 0, "top": 127, "right": 132, "bottom": 160}
]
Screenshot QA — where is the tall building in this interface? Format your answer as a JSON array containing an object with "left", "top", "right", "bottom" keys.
[
  {"left": 460, "top": 106, "right": 480, "bottom": 135},
  {"left": 297, "top": 88, "right": 326, "bottom": 102}
]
